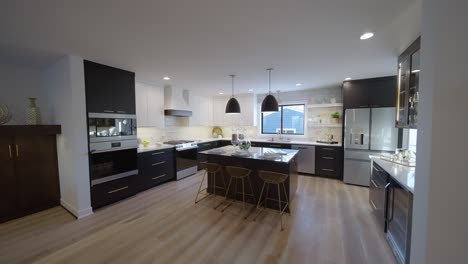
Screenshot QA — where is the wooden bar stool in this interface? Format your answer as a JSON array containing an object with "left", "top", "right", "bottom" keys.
[
  {"left": 253, "top": 170, "right": 290, "bottom": 231},
  {"left": 220, "top": 166, "right": 256, "bottom": 219},
  {"left": 195, "top": 162, "right": 226, "bottom": 207}
]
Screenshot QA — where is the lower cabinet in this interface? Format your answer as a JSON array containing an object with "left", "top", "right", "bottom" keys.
[
  {"left": 137, "top": 148, "right": 175, "bottom": 192},
  {"left": 315, "top": 146, "right": 343, "bottom": 179},
  {"left": 91, "top": 176, "right": 137, "bottom": 209},
  {"left": 0, "top": 126, "right": 61, "bottom": 223}
]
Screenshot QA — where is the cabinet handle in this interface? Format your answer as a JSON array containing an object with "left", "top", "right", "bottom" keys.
[
  {"left": 15, "top": 144, "right": 19, "bottom": 157},
  {"left": 269, "top": 144, "right": 281, "bottom": 147},
  {"left": 322, "top": 168, "right": 335, "bottom": 172},
  {"left": 116, "top": 110, "right": 126, "bottom": 114},
  {"left": 322, "top": 156, "right": 334, "bottom": 160},
  {"left": 370, "top": 199, "right": 377, "bottom": 210},
  {"left": 371, "top": 179, "right": 379, "bottom": 188},
  {"left": 8, "top": 145, "right": 12, "bottom": 159},
  {"left": 103, "top": 110, "right": 115, "bottom": 113},
  {"left": 322, "top": 148, "right": 334, "bottom": 151},
  {"left": 108, "top": 186, "right": 128, "bottom": 194},
  {"left": 152, "top": 174, "right": 166, "bottom": 180},
  {"left": 373, "top": 165, "right": 381, "bottom": 172},
  {"left": 359, "top": 105, "right": 368, "bottom": 108},
  {"left": 152, "top": 152, "right": 165, "bottom": 155},
  {"left": 152, "top": 161, "right": 166, "bottom": 166}
]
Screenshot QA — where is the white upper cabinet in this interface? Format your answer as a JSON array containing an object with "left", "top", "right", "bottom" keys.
[
  {"left": 212, "top": 94, "right": 257, "bottom": 127},
  {"left": 135, "top": 82, "right": 164, "bottom": 128},
  {"left": 189, "top": 95, "right": 213, "bottom": 126}
]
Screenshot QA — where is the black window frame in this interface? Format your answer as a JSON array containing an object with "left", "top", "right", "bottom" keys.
[{"left": 261, "top": 103, "right": 305, "bottom": 135}]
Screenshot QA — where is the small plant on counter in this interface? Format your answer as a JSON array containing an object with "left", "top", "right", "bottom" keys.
[{"left": 331, "top": 112, "right": 340, "bottom": 119}]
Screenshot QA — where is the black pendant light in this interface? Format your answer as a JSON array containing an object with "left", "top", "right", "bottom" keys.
[
  {"left": 225, "top": 74, "right": 241, "bottom": 114},
  {"left": 261, "top": 68, "right": 279, "bottom": 112}
]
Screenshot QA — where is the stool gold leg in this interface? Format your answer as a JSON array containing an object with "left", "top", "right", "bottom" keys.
[
  {"left": 253, "top": 181, "right": 266, "bottom": 221},
  {"left": 278, "top": 183, "right": 283, "bottom": 231},
  {"left": 282, "top": 182, "right": 291, "bottom": 215},
  {"left": 195, "top": 170, "right": 207, "bottom": 204}
]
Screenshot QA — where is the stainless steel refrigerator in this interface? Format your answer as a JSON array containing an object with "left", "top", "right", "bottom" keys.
[{"left": 343, "top": 107, "right": 398, "bottom": 186}]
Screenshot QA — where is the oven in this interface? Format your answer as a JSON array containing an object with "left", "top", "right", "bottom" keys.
[
  {"left": 88, "top": 113, "right": 138, "bottom": 186},
  {"left": 164, "top": 140, "right": 199, "bottom": 180},
  {"left": 176, "top": 145, "right": 198, "bottom": 180},
  {"left": 90, "top": 147, "right": 138, "bottom": 186}
]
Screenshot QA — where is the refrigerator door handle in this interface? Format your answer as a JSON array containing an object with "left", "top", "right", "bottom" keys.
[{"left": 360, "top": 134, "right": 364, "bottom": 145}]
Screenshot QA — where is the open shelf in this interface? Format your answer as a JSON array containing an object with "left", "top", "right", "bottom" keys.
[{"left": 307, "top": 103, "right": 343, "bottom": 109}]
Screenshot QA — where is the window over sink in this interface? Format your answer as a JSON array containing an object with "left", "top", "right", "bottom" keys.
[{"left": 261, "top": 104, "right": 305, "bottom": 135}]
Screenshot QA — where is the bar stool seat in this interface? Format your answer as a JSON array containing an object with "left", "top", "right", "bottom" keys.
[
  {"left": 220, "top": 166, "right": 256, "bottom": 219},
  {"left": 254, "top": 170, "right": 291, "bottom": 231},
  {"left": 195, "top": 162, "right": 226, "bottom": 207}
]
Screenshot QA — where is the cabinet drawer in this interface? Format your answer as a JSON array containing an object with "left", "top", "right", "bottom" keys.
[
  {"left": 139, "top": 148, "right": 174, "bottom": 163},
  {"left": 91, "top": 176, "right": 136, "bottom": 208},
  {"left": 317, "top": 147, "right": 340, "bottom": 158},
  {"left": 316, "top": 167, "right": 338, "bottom": 177}
]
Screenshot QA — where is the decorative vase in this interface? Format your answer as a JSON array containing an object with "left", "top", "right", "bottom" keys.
[{"left": 26, "top": 97, "right": 42, "bottom": 125}]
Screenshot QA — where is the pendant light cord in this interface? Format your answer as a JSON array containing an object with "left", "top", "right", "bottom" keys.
[
  {"left": 267, "top": 68, "right": 273, "bottom": 95},
  {"left": 230, "top": 74, "right": 235, "bottom": 97}
]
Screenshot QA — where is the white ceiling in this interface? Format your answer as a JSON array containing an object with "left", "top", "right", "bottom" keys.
[{"left": 0, "top": 0, "right": 421, "bottom": 96}]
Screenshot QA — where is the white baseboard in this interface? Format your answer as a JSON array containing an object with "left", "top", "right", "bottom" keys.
[{"left": 60, "top": 199, "right": 93, "bottom": 219}]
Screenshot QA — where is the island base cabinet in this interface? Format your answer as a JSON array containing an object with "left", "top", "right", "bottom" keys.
[{"left": 0, "top": 133, "right": 60, "bottom": 223}]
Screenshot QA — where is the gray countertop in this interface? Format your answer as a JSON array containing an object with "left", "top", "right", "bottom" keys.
[
  {"left": 198, "top": 138, "right": 342, "bottom": 147},
  {"left": 370, "top": 156, "right": 415, "bottom": 193},
  {"left": 199, "top": 146, "right": 299, "bottom": 163}
]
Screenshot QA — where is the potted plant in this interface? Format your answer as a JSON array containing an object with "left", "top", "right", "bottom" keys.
[{"left": 331, "top": 112, "right": 340, "bottom": 123}]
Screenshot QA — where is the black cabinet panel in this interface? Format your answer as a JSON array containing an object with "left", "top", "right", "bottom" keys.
[
  {"left": 368, "top": 77, "right": 397, "bottom": 108},
  {"left": 343, "top": 76, "right": 397, "bottom": 109},
  {"left": 137, "top": 149, "right": 175, "bottom": 192},
  {"left": 315, "top": 146, "right": 343, "bottom": 179},
  {"left": 91, "top": 176, "right": 137, "bottom": 209},
  {"left": 84, "top": 60, "right": 136, "bottom": 114},
  {"left": 198, "top": 141, "right": 218, "bottom": 169},
  {"left": 343, "top": 81, "right": 369, "bottom": 109}
]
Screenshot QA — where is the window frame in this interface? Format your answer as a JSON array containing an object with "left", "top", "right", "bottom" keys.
[{"left": 261, "top": 103, "right": 305, "bottom": 135}]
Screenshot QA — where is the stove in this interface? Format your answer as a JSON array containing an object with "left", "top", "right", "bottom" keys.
[
  {"left": 163, "top": 140, "right": 198, "bottom": 151},
  {"left": 163, "top": 140, "right": 198, "bottom": 180}
]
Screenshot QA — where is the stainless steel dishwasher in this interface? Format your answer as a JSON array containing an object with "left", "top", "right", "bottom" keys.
[{"left": 291, "top": 145, "right": 315, "bottom": 174}]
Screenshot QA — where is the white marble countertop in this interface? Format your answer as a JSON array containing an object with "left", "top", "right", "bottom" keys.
[
  {"left": 137, "top": 144, "right": 175, "bottom": 153},
  {"left": 197, "top": 138, "right": 342, "bottom": 147},
  {"left": 370, "top": 155, "right": 415, "bottom": 193},
  {"left": 199, "top": 146, "right": 299, "bottom": 163}
]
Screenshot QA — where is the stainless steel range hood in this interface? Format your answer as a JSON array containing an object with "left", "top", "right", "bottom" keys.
[
  {"left": 164, "top": 109, "right": 192, "bottom": 117},
  {"left": 164, "top": 85, "right": 192, "bottom": 117}
]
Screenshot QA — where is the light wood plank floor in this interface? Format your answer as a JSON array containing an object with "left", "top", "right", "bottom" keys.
[{"left": 0, "top": 173, "right": 396, "bottom": 264}]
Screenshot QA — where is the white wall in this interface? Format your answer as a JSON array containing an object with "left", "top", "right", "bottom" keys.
[
  {"left": 411, "top": 0, "right": 468, "bottom": 263},
  {"left": 45, "top": 55, "right": 92, "bottom": 219},
  {"left": 0, "top": 63, "right": 52, "bottom": 124}
]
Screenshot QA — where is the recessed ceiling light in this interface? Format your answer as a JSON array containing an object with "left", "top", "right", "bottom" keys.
[
  {"left": 360, "top": 32, "right": 374, "bottom": 40},
  {"left": 345, "top": 77, "right": 352, "bottom": 80},
  {"left": 248, "top": 89, "right": 253, "bottom": 92},
  {"left": 295, "top": 83, "right": 302, "bottom": 86},
  {"left": 219, "top": 92, "right": 224, "bottom": 95},
  {"left": 163, "top": 76, "right": 170, "bottom": 80}
]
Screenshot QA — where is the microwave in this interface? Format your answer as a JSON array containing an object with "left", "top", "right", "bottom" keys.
[{"left": 88, "top": 113, "right": 137, "bottom": 138}]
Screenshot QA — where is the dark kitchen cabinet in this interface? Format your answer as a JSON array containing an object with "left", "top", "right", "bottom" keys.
[
  {"left": 396, "top": 37, "right": 420, "bottom": 128},
  {"left": 387, "top": 178, "right": 413, "bottom": 264},
  {"left": 137, "top": 148, "right": 175, "bottom": 192},
  {"left": 343, "top": 76, "right": 397, "bottom": 109},
  {"left": 369, "top": 162, "right": 390, "bottom": 232},
  {"left": 0, "top": 126, "right": 61, "bottom": 223},
  {"left": 197, "top": 141, "right": 218, "bottom": 169},
  {"left": 315, "top": 146, "right": 343, "bottom": 179},
  {"left": 84, "top": 60, "right": 136, "bottom": 114},
  {"left": 91, "top": 176, "right": 137, "bottom": 209}
]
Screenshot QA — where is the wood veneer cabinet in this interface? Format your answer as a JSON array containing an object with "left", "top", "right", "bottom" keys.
[{"left": 0, "top": 125, "right": 61, "bottom": 223}]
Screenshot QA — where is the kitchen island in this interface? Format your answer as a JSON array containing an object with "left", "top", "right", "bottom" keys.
[{"left": 198, "top": 146, "right": 299, "bottom": 210}]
